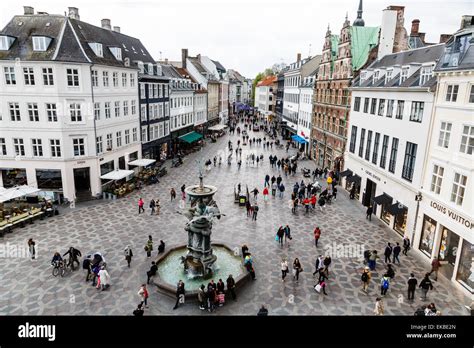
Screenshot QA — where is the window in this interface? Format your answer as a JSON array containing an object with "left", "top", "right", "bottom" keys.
[
  {"left": 410, "top": 101, "right": 424, "bottom": 122},
  {"left": 28, "top": 103, "right": 39, "bottom": 121},
  {"left": 420, "top": 65, "right": 434, "bottom": 85},
  {"left": 66, "top": 68, "right": 79, "bottom": 86},
  {"left": 400, "top": 66, "right": 409, "bottom": 84},
  {"left": 430, "top": 165, "right": 444, "bottom": 194},
  {"left": 402, "top": 142, "right": 417, "bottom": 181},
  {"left": 388, "top": 138, "right": 399, "bottom": 173},
  {"left": 32, "top": 36, "right": 49, "bottom": 51},
  {"left": 125, "top": 129, "right": 130, "bottom": 144},
  {"left": 122, "top": 72, "right": 127, "bottom": 87},
  {"left": 365, "top": 131, "right": 372, "bottom": 160},
  {"left": 451, "top": 173, "right": 467, "bottom": 205},
  {"left": 131, "top": 100, "right": 136, "bottom": 115},
  {"left": 385, "top": 69, "right": 393, "bottom": 84},
  {"left": 91, "top": 70, "right": 98, "bottom": 87},
  {"left": 460, "top": 125, "right": 474, "bottom": 155},
  {"left": 96, "top": 136, "right": 103, "bottom": 154},
  {"left": 109, "top": 47, "right": 122, "bottom": 60},
  {"left": 0, "top": 36, "right": 13, "bottom": 50},
  {"left": 437, "top": 122, "right": 452, "bottom": 148},
  {"left": 0, "top": 138, "right": 6, "bottom": 156},
  {"left": 103, "top": 71, "right": 109, "bottom": 87},
  {"left": 386, "top": 100, "right": 394, "bottom": 118},
  {"left": 114, "top": 101, "right": 120, "bottom": 117},
  {"left": 140, "top": 84, "right": 146, "bottom": 99},
  {"left": 69, "top": 103, "right": 82, "bottom": 122},
  {"left": 106, "top": 134, "right": 113, "bottom": 150},
  {"left": 112, "top": 72, "right": 118, "bottom": 87},
  {"left": 469, "top": 85, "right": 474, "bottom": 103},
  {"left": 130, "top": 73, "right": 135, "bottom": 87},
  {"left": 13, "top": 138, "right": 25, "bottom": 156},
  {"left": 445, "top": 85, "right": 459, "bottom": 102},
  {"left": 141, "top": 105, "right": 146, "bottom": 121},
  {"left": 396, "top": 100, "right": 404, "bottom": 119},
  {"left": 46, "top": 103, "right": 57, "bottom": 122},
  {"left": 94, "top": 102, "right": 100, "bottom": 120},
  {"left": 72, "top": 138, "right": 85, "bottom": 156},
  {"left": 23, "top": 67, "right": 35, "bottom": 85},
  {"left": 132, "top": 127, "right": 138, "bottom": 142},
  {"left": 31, "top": 138, "right": 43, "bottom": 157},
  {"left": 372, "top": 133, "right": 380, "bottom": 164},
  {"left": 4, "top": 66, "right": 16, "bottom": 85},
  {"left": 88, "top": 42, "right": 103, "bottom": 57},
  {"left": 123, "top": 101, "right": 129, "bottom": 116},
  {"left": 141, "top": 128, "right": 147, "bottom": 142},
  {"left": 116, "top": 131, "right": 122, "bottom": 147},
  {"left": 42, "top": 68, "right": 54, "bottom": 85},
  {"left": 370, "top": 98, "right": 377, "bottom": 114},
  {"left": 378, "top": 99, "right": 385, "bottom": 116},
  {"left": 50, "top": 139, "right": 61, "bottom": 157},
  {"left": 363, "top": 98, "right": 369, "bottom": 113},
  {"left": 358, "top": 129, "right": 365, "bottom": 157},
  {"left": 105, "top": 102, "right": 111, "bottom": 119}
]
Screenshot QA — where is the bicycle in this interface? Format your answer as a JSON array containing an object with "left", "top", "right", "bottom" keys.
[{"left": 52, "top": 260, "right": 66, "bottom": 277}]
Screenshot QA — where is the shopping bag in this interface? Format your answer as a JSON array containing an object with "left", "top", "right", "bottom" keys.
[
  {"left": 275, "top": 235, "right": 279, "bottom": 242},
  {"left": 314, "top": 284, "right": 321, "bottom": 293}
]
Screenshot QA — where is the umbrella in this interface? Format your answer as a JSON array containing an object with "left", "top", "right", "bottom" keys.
[
  {"left": 100, "top": 169, "right": 134, "bottom": 181},
  {"left": 0, "top": 185, "right": 40, "bottom": 203}
]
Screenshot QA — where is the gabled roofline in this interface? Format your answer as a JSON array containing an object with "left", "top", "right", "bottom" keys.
[
  {"left": 67, "top": 18, "right": 91, "bottom": 63},
  {"left": 51, "top": 16, "right": 67, "bottom": 61}
]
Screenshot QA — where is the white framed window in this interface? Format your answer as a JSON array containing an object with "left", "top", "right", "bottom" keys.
[
  {"left": 31, "top": 138, "right": 43, "bottom": 157},
  {"left": 103, "top": 71, "right": 109, "bottom": 87},
  {"left": 124, "top": 129, "right": 130, "bottom": 144},
  {"left": 430, "top": 164, "right": 444, "bottom": 194},
  {"left": 400, "top": 66, "right": 409, "bottom": 84},
  {"left": 420, "top": 64, "right": 434, "bottom": 85},
  {"left": 123, "top": 101, "right": 129, "bottom": 116},
  {"left": 105, "top": 102, "right": 111, "bottom": 119},
  {"left": 109, "top": 47, "right": 122, "bottom": 60},
  {"left": 32, "top": 36, "right": 50, "bottom": 51},
  {"left": 409, "top": 101, "right": 424, "bottom": 123},
  {"left": 42, "top": 67, "right": 54, "bottom": 85},
  {"left": 94, "top": 102, "right": 101, "bottom": 120},
  {"left": 132, "top": 127, "right": 138, "bottom": 142},
  {"left": 13, "top": 138, "right": 25, "bottom": 156},
  {"left": 445, "top": 84, "right": 459, "bottom": 102},
  {"left": 0, "top": 36, "right": 14, "bottom": 50},
  {"left": 66, "top": 68, "right": 79, "bottom": 86},
  {"left": 460, "top": 125, "right": 473, "bottom": 155},
  {"left": 88, "top": 42, "right": 103, "bottom": 57},
  {"left": 4, "top": 66, "right": 16, "bottom": 85},
  {"left": 141, "top": 128, "right": 147, "bottom": 142},
  {"left": 8, "top": 103, "right": 20, "bottom": 122},
  {"left": 116, "top": 131, "right": 122, "bottom": 147},
  {"left": 130, "top": 73, "right": 135, "bottom": 87},
  {"left": 140, "top": 83, "right": 146, "bottom": 99},
  {"left": 148, "top": 63, "right": 153, "bottom": 75},
  {"left": 451, "top": 173, "right": 467, "bottom": 206},
  {"left": 112, "top": 72, "right": 118, "bottom": 87},
  {"left": 0, "top": 138, "right": 6, "bottom": 156},
  {"left": 469, "top": 85, "right": 474, "bottom": 103},
  {"left": 141, "top": 105, "right": 146, "bottom": 121},
  {"left": 50, "top": 139, "right": 61, "bottom": 157},
  {"left": 131, "top": 100, "right": 136, "bottom": 115},
  {"left": 69, "top": 103, "right": 82, "bottom": 122},
  {"left": 91, "top": 70, "right": 98, "bottom": 87},
  {"left": 106, "top": 133, "right": 113, "bottom": 150},
  {"left": 23, "top": 67, "right": 35, "bottom": 85},
  {"left": 27, "top": 103, "right": 39, "bottom": 121},
  {"left": 46, "top": 103, "right": 57, "bottom": 122},
  {"left": 385, "top": 69, "right": 393, "bottom": 84},
  {"left": 72, "top": 138, "right": 85, "bottom": 157},
  {"left": 96, "top": 136, "right": 103, "bottom": 154},
  {"left": 114, "top": 101, "right": 120, "bottom": 117},
  {"left": 122, "top": 72, "right": 127, "bottom": 87},
  {"left": 437, "top": 122, "right": 452, "bottom": 148}
]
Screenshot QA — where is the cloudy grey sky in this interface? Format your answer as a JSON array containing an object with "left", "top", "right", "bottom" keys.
[{"left": 1, "top": 0, "right": 472, "bottom": 78}]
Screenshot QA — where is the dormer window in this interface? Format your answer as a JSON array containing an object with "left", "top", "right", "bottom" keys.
[
  {"left": 137, "top": 61, "right": 144, "bottom": 74},
  {"left": 372, "top": 71, "right": 380, "bottom": 84},
  {"left": 385, "top": 69, "right": 393, "bottom": 84},
  {"left": 0, "top": 35, "right": 15, "bottom": 50},
  {"left": 88, "top": 43, "right": 103, "bottom": 57},
  {"left": 147, "top": 63, "right": 153, "bottom": 76},
  {"left": 400, "top": 66, "right": 409, "bottom": 84},
  {"left": 420, "top": 64, "right": 434, "bottom": 85},
  {"left": 32, "top": 36, "right": 51, "bottom": 51},
  {"left": 109, "top": 47, "right": 122, "bottom": 61}
]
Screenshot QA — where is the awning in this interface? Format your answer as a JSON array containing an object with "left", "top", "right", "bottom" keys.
[
  {"left": 100, "top": 169, "right": 134, "bottom": 181},
  {"left": 128, "top": 159, "right": 156, "bottom": 167},
  {"left": 291, "top": 135, "right": 308, "bottom": 144},
  {"left": 179, "top": 131, "right": 203, "bottom": 144},
  {"left": 339, "top": 169, "right": 353, "bottom": 177},
  {"left": 373, "top": 193, "right": 393, "bottom": 205},
  {"left": 0, "top": 185, "right": 41, "bottom": 203},
  {"left": 208, "top": 125, "right": 227, "bottom": 131},
  {"left": 346, "top": 174, "right": 361, "bottom": 184},
  {"left": 387, "top": 202, "right": 408, "bottom": 216}
]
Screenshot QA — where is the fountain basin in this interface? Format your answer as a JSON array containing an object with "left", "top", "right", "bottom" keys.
[{"left": 153, "top": 243, "right": 250, "bottom": 299}]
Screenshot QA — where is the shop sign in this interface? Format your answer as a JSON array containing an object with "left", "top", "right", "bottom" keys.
[
  {"left": 430, "top": 201, "right": 474, "bottom": 229},
  {"left": 76, "top": 161, "right": 86, "bottom": 165},
  {"left": 365, "top": 169, "right": 381, "bottom": 182}
]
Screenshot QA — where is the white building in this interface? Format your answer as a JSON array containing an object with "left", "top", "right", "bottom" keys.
[
  {"left": 0, "top": 7, "right": 145, "bottom": 202},
  {"left": 344, "top": 44, "right": 445, "bottom": 241},
  {"left": 415, "top": 18, "right": 474, "bottom": 295},
  {"left": 255, "top": 75, "right": 276, "bottom": 116}
]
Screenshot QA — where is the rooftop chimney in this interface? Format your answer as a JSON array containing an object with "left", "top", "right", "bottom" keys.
[
  {"left": 182, "top": 48, "right": 188, "bottom": 69},
  {"left": 439, "top": 34, "right": 452, "bottom": 43},
  {"left": 23, "top": 6, "right": 34, "bottom": 15},
  {"left": 68, "top": 7, "right": 80, "bottom": 20},
  {"left": 419, "top": 32, "right": 426, "bottom": 43},
  {"left": 197, "top": 53, "right": 201, "bottom": 61},
  {"left": 165, "top": 58, "right": 169, "bottom": 64},
  {"left": 113, "top": 26, "right": 120, "bottom": 33},
  {"left": 460, "top": 15, "right": 474, "bottom": 30},
  {"left": 101, "top": 19, "right": 111, "bottom": 30},
  {"left": 297, "top": 53, "right": 301, "bottom": 62},
  {"left": 410, "top": 19, "right": 420, "bottom": 36}
]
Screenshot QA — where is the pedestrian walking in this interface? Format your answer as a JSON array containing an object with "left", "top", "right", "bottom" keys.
[
  {"left": 419, "top": 273, "right": 434, "bottom": 300},
  {"left": 402, "top": 236, "right": 411, "bottom": 255},
  {"left": 361, "top": 267, "right": 371, "bottom": 293},
  {"left": 173, "top": 280, "right": 185, "bottom": 310},
  {"left": 368, "top": 250, "right": 379, "bottom": 271},
  {"left": 252, "top": 203, "right": 259, "bottom": 221},
  {"left": 313, "top": 255, "right": 324, "bottom": 276},
  {"left": 263, "top": 187, "right": 269, "bottom": 202},
  {"left": 181, "top": 184, "right": 186, "bottom": 200},
  {"left": 293, "top": 258, "right": 303, "bottom": 282},
  {"left": 149, "top": 199, "right": 156, "bottom": 215},
  {"left": 271, "top": 182, "right": 277, "bottom": 197},
  {"left": 138, "top": 284, "right": 149, "bottom": 308},
  {"left": 170, "top": 188, "right": 176, "bottom": 201},
  {"left": 380, "top": 274, "right": 390, "bottom": 296},
  {"left": 138, "top": 198, "right": 145, "bottom": 214},
  {"left": 281, "top": 259, "right": 289, "bottom": 282},
  {"left": 264, "top": 174, "right": 270, "bottom": 187},
  {"left": 145, "top": 235, "right": 153, "bottom": 258},
  {"left": 257, "top": 305, "right": 269, "bottom": 316},
  {"left": 276, "top": 226, "right": 284, "bottom": 247},
  {"left": 27, "top": 238, "right": 36, "bottom": 260},
  {"left": 430, "top": 257, "right": 441, "bottom": 281},
  {"left": 393, "top": 242, "right": 401, "bottom": 264},
  {"left": 198, "top": 285, "right": 207, "bottom": 310},
  {"left": 374, "top": 297, "right": 384, "bottom": 315},
  {"left": 158, "top": 240, "right": 165, "bottom": 254},
  {"left": 384, "top": 243, "right": 393, "bottom": 263},
  {"left": 98, "top": 266, "right": 110, "bottom": 291},
  {"left": 252, "top": 187, "right": 259, "bottom": 200},
  {"left": 366, "top": 205, "right": 373, "bottom": 220},
  {"left": 284, "top": 225, "right": 292, "bottom": 243},
  {"left": 146, "top": 261, "right": 158, "bottom": 284},
  {"left": 313, "top": 226, "right": 321, "bottom": 247},
  {"left": 407, "top": 273, "right": 418, "bottom": 301},
  {"left": 332, "top": 186, "right": 337, "bottom": 200},
  {"left": 278, "top": 183, "right": 285, "bottom": 198},
  {"left": 124, "top": 245, "right": 133, "bottom": 267},
  {"left": 226, "top": 274, "right": 237, "bottom": 301}
]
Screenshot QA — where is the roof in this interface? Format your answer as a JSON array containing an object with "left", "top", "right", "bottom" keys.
[
  {"left": 211, "top": 59, "right": 226, "bottom": 72},
  {"left": 368, "top": 44, "right": 445, "bottom": 69},
  {"left": 175, "top": 67, "right": 207, "bottom": 93},
  {"left": 257, "top": 75, "right": 277, "bottom": 87},
  {"left": 350, "top": 26, "right": 380, "bottom": 71},
  {"left": 435, "top": 27, "right": 474, "bottom": 72}
]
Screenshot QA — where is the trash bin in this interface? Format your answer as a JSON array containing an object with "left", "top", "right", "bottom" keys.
[{"left": 239, "top": 195, "right": 246, "bottom": 206}]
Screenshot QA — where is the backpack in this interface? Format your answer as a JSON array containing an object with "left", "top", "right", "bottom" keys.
[
  {"left": 382, "top": 278, "right": 389, "bottom": 289},
  {"left": 361, "top": 272, "right": 369, "bottom": 282}
]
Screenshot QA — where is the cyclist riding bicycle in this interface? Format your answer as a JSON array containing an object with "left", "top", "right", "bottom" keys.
[{"left": 51, "top": 252, "right": 63, "bottom": 267}]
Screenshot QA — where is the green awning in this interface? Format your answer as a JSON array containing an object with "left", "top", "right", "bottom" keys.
[{"left": 179, "top": 131, "right": 203, "bottom": 144}]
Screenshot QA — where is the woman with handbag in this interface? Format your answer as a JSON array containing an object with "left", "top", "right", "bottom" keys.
[
  {"left": 293, "top": 258, "right": 303, "bottom": 282},
  {"left": 281, "top": 259, "right": 289, "bottom": 282}
]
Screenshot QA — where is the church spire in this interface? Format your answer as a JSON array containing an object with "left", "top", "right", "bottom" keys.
[{"left": 353, "top": 0, "right": 365, "bottom": 27}]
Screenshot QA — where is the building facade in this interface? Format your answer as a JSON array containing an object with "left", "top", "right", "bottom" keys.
[
  {"left": 255, "top": 75, "right": 276, "bottom": 116},
  {"left": 0, "top": 7, "right": 145, "bottom": 202}
]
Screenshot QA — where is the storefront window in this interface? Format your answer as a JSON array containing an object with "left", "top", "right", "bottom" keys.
[
  {"left": 100, "top": 161, "right": 114, "bottom": 175},
  {"left": 381, "top": 203, "right": 391, "bottom": 224},
  {"left": 1, "top": 168, "right": 27, "bottom": 188},
  {"left": 118, "top": 156, "right": 126, "bottom": 170},
  {"left": 393, "top": 210, "right": 407, "bottom": 235},
  {"left": 420, "top": 215, "right": 437, "bottom": 257},
  {"left": 129, "top": 151, "right": 138, "bottom": 162},
  {"left": 438, "top": 227, "right": 460, "bottom": 266},
  {"left": 36, "top": 169, "right": 63, "bottom": 190},
  {"left": 456, "top": 240, "right": 473, "bottom": 293}
]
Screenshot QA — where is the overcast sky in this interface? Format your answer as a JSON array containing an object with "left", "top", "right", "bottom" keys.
[{"left": 1, "top": 0, "right": 472, "bottom": 77}]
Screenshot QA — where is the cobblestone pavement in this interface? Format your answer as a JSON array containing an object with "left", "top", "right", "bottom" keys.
[{"left": 0, "top": 125, "right": 470, "bottom": 316}]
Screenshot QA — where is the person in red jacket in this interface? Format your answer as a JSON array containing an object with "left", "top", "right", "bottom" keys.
[
  {"left": 314, "top": 227, "right": 321, "bottom": 247},
  {"left": 262, "top": 187, "right": 269, "bottom": 202},
  {"left": 310, "top": 195, "right": 317, "bottom": 209},
  {"left": 138, "top": 198, "right": 145, "bottom": 214}
]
